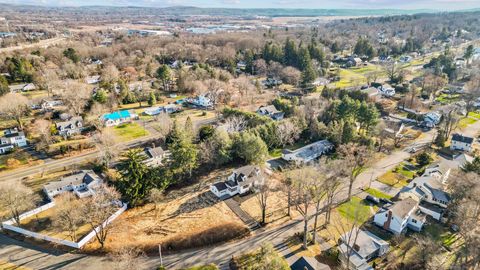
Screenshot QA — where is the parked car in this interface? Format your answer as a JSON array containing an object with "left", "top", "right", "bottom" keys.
[
  {"left": 380, "top": 198, "right": 393, "bottom": 205},
  {"left": 365, "top": 195, "right": 380, "bottom": 204}
]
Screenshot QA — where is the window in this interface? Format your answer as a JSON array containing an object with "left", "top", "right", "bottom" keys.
[
  {"left": 385, "top": 214, "right": 388, "bottom": 217},
  {"left": 411, "top": 219, "right": 417, "bottom": 224}
]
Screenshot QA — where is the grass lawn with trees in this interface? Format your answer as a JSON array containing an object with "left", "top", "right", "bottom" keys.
[
  {"left": 364, "top": 188, "right": 393, "bottom": 200},
  {"left": 336, "top": 196, "right": 375, "bottom": 224}
]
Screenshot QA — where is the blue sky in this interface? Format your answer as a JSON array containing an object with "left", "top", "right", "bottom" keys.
[{"left": 6, "top": 0, "right": 480, "bottom": 9}]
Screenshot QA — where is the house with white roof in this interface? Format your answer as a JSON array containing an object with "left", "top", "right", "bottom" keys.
[
  {"left": 8, "top": 83, "right": 36, "bottom": 92},
  {"left": 373, "top": 198, "right": 426, "bottom": 234},
  {"left": 186, "top": 95, "right": 213, "bottom": 108},
  {"left": 450, "top": 133, "right": 474, "bottom": 152},
  {"left": 210, "top": 165, "right": 264, "bottom": 199},
  {"left": 86, "top": 75, "right": 101, "bottom": 85},
  {"left": 338, "top": 227, "right": 389, "bottom": 270},
  {"left": 282, "top": 140, "right": 334, "bottom": 164},
  {"left": 378, "top": 85, "right": 395, "bottom": 97},
  {"left": 144, "top": 146, "right": 167, "bottom": 167}
]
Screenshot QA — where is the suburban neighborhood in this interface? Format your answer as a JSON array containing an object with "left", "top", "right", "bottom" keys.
[{"left": 0, "top": 1, "right": 480, "bottom": 270}]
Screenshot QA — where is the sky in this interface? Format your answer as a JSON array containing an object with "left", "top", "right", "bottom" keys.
[{"left": 5, "top": 0, "right": 480, "bottom": 10}]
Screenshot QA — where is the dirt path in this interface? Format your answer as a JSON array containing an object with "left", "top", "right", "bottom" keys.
[{"left": 0, "top": 37, "right": 66, "bottom": 53}]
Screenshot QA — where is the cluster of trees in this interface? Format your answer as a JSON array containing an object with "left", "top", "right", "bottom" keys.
[
  {"left": 353, "top": 38, "right": 375, "bottom": 60},
  {"left": 2, "top": 57, "right": 35, "bottom": 83}
]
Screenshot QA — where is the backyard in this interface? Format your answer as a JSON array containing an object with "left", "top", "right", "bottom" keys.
[
  {"left": 377, "top": 162, "right": 418, "bottom": 188},
  {"left": 111, "top": 122, "right": 150, "bottom": 142}
]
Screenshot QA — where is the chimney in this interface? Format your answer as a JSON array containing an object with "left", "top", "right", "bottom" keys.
[{"left": 384, "top": 210, "right": 392, "bottom": 230}]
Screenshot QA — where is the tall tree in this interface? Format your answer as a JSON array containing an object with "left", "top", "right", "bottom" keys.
[
  {"left": 117, "top": 149, "right": 151, "bottom": 206},
  {"left": 0, "top": 75, "right": 9, "bottom": 96},
  {"left": 156, "top": 65, "right": 172, "bottom": 92},
  {"left": 0, "top": 181, "right": 37, "bottom": 226},
  {"left": 0, "top": 93, "right": 29, "bottom": 130},
  {"left": 233, "top": 132, "right": 269, "bottom": 165},
  {"left": 338, "top": 143, "right": 371, "bottom": 200},
  {"left": 53, "top": 193, "right": 85, "bottom": 242},
  {"left": 168, "top": 121, "right": 199, "bottom": 178}
]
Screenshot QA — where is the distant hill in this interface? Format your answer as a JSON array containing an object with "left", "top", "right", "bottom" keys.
[{"left": 0, "top": 3, "right": 439, "bottom": 17}]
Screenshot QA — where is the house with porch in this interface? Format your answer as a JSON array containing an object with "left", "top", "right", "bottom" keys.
[
  {"left": 56, "top": 116, "right": 83, "bottom": 137},
  {"left": 0, "top": 128, "right": 27, "bottom": 155},
  {"left": 210, "top": 165, "right": 264, "bottom": 199}
]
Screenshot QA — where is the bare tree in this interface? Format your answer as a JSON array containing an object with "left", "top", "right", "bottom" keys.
[
  {"left": 109, "top": 247, "right": 146, "bottom": 270},
  {"left": 310, "top": 167, "right": 326, "bottom": 244},
  {"left": 82, "top": 184, "right": 121, "bottom": 249},
  {"left": 52, "top": 193, "right": 85, "bottom": 242},
  {"left": 0, "top": 182, "right": 37, "bottom": 226},
  {"left": 440, "top": 109, "right": 459, "bottom": 139},
  {"left": 464, "top": 75, "right": 480, "bottom": 116},
  {"left": 33, "top": 119, "right": 53, "bottom": 151},
  {"left": 276, "top": 119, "right": 301, "bottom": 147},
  {"left": 147, "top": 188, "right": 164, "bottom": 216},
  {"left": 94, "top": 129, "right": 118, "bottom": 169},
  {"left": 255, "top": 169, "right": 270, "bottom": 225},
  {"left": 322, "top": 160, "right": 346, "bottom": 226},
  {"left": 154, "top": 113, "right": 173, "bottom": 141},
  {"left": 59, "top": 80, "right": 91, "bottom": 116},
  {"left": 338, "top": 143, "right": 371, "bottom": 200},
  {"left": 287, "top": 166, "right": 317, "bottom": 249},
  {"left": 222, "top": 115, "right": 248, "bottom": 133},
  {"left": 0, "top": 93, "right": 29, "bottom": 130}
]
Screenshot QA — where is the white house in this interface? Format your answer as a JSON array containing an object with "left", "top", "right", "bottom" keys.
[
  {"left": 374, "top": 198, "right": 426, "bottom": 235},
  {"left": 86, "top": 75, "right": 101, "bottom": 85},
  {"left": 257, "top": 105, "right": 285, "bottom": 120},
  {"left": 399, "top": 162, "right": 452, "bottom": 220},
  {"left": 282, "top": 140, "right": 334, "bottom": 164},
  {"left": 41, "top": 99, "right": 64, "bottom": 111},
  {"left": 378, "top": 85, "right": 395, "bottom": 97},
  {"left": 0, "top": 128, "right": 27, "bottom": 153},
  {"left": 56, "top": 116, "right": 83, "bottom": 137},
  {"left": 101, "top": 110, "right": 133, "bottom": 127},
  {"left": 144, "top": 146, "right": 166, "bottom": 167},
  {"left": 43, "top": 170, "right": 102, "bottom": 199},
  {"left": 186, "top": 95, "right": 213, "bottom": 108},
  {"left": 338, "top": 228, "right": 389, "bottom": 270},
  {"left": 450, "top": 133, "right": 474, "bottom": 152},
  {"left": 144, "top": 107, "right": 163, "bottom": 116},
  {"left": 8, "top": 83, "right": 36, "bottom": 92},
  {"left": 210, "top": 166, "right": 264, "bottom": 199}
]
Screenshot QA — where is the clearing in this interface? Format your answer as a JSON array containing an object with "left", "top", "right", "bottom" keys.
[
  {"left": 91, "top": 169, "right": 248, "bottom": 253},
  {"left": 111, "top": 122, "right": 150, "bottom": 142}
]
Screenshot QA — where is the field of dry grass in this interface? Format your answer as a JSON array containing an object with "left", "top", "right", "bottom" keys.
[{"left": 90, "top": 169, "right": 248, "bottom": 253}]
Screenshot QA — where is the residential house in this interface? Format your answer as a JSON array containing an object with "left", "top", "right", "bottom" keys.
[
  {"left": 450, "top": 133, "right": 474, "bottom": 152},
  {"left": 282, "top": 140, "right": 334, "bottom": 164},
  {"left": 101, "top": 110, "right": 133, "bottom": 127},
  {"left": 86, "top": 75, "right": 101, "bottom": 85},
  {"left": 290, "top": 256, "right": 331, "bottom": 270},
  {"left": 8, "top": 83, "right": 36, "bottom": 92},
  {"left": 144, "top": 107, "right": 163, "bottom": 116},
  {"left": 144, "top": 146, "right": 166, "bottom": 166},
  {"left": 210, "top": 165, "right": 264, "bottom": 199},
  {"left": 373, "top": 198, "right": 426, "bottom": 234},
  {"left": 378, "top": 85, "right": 395, "bottom": 97},
  {"left": 41, "top": 99, "right": 64, "bottom": 111},
  {"left": 257, "top": 105, "right": 285, "bottom": 120},
  {"left": 399, "top": 162, "right": 452, "bottom": 220},
  {"left": 164, "top": 104, "right": 180, "bottom": 114},
  {"left": 55, "top": 116, "right": 83, "bottom": 137},
  {"left": 262, "top": 77, "right": 282, "bottom": 87},
  {"left": 0, "top": 128, "right": 27, "bottom": 155},
  {"left": 423, "top": 112, "right": 442, "bottom": 128},
  {"left": 384, "top": 118, "right": 405, "bottom": 138},
  {"left": 338, "top": 228, "right": 389, "bottom": 270},
  {"left": 43, "top": 170, "right": 102, "bottom": 199},
  {"left": 186, "top": 95, "right": 213, "bottom": 108}
]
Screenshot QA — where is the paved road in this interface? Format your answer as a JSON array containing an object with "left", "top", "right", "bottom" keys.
[{"left": 0, "top": 37, "right": 66, "bottom": 53}]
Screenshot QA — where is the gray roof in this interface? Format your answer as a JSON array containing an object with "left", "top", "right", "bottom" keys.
[
  {"left": 290, "top": 256, "right": 331, "bottom": 270},
  {"left": 44, "top": 170, "right": 101, "bottom": 192},
  {"left": 145, "top": 146, "right": 165, "bottom": 159},
  {"left": 258, "top": 105, "right": 280, "bottom": 115},
  {"left": 340, "top": 228, "right": 388, "bottom": 260},
  {"left": 388, "top": 198, "right": 418, "bottom": 219},
  {"left": 56, "top": 116, "right": 83, "bottom": 130},
  {"left": 213, "top": 182, "right": 228, "bottom": 192}
]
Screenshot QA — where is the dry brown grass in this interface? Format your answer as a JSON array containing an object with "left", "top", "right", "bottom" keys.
[{"left": 88, "top": 170, "right": 247, "bottom": 253}]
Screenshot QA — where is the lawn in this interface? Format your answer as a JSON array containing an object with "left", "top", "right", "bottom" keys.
[
  {"left": 0, "top": 149, "right": 42, "bottom": 171},
  {"left": 458, "top": 117, "right": 477, "bottom": 129},
  {"left": 394, "top": 163, "right": 416, "bottom": 179},
  {"left": 364, "top": 188, "right": 393, "bottom": 200},
  {"left": 468, "top": 111, "right": 480, "bottom": 119},
  {"left": 422, "top": 223, "right": 460, "bottom": 249},
  {"left": 377, "top": 171, "right": 410, "bottom": 188},
  {"left": 112, "top": 123, "right": 149, "bottom": 142},
  {"left": 436, "top": 94, "right": 460, "bottom": 104},
  {"left": 336, "top": 196, "right": 375, "bottom": 224},
  {"left": 329, "top": 69, "right": 368, "bottom": 89},
  {"left": 349, "top": 65, "right": 383, "bottom": 75}
]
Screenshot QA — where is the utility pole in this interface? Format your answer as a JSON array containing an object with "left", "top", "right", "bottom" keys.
[{"left": 158, "top": 244, "right": 163, "bottom": 267}]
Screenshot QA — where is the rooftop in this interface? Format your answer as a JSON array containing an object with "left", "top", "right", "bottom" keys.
[
  {"left": 452, "top": 133, "right": 474, "bottom": 144},
  {"left": 102, "top": 110, "right": 131, "bottom": 121},
  {"left": 388, "top": 198, "right": 418, "bottom": 219}
]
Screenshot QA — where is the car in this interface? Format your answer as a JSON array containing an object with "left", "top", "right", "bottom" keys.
[
  {"left": 409, "top": 147, "right": 419, "bottom": 153},
  {"left": 365, "top": 195, "right": 380, "bottom": 204},
  {"left": 380, "top": 198, "right": 393, "bottom": 205}
]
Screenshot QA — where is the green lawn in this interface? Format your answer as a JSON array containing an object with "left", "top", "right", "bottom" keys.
[
  {"left": 269, "top": 148, "right": 282, "bottom": 158},
  {"left": 181, "top": 265, "right": 218, "bottom": 270},
  {"left": 436, "top": 94, "right": 460, "bottom": 104},
  {"left": 337, "top": 196, "right": 375, "bottom": 224},
  {"left": 329, "top": 69, "right": 368, "bottom": 89},
  {"left": 422, "top": 223, "right": 459, "bottom": 248},
  {"left": 468, "top": 111, "right": 480, "bottom": 120},
  {"left": 458, "top": 117, "right": 477, "bottom": 129},
  {"left": 112, "top": 123, "right": 149, "bottom": 142},
  {"left": 364, "top": 188, "right": 393, "bottom": 200},
  {"left": 394, "top": 163, "right": 416, "bottom": 179},
  {"left": 377, "top": 171, "right": 410, "bottom": 188}
]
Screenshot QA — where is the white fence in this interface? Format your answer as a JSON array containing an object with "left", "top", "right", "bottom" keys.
[{"left": 1, "top": 202, "right": 127, "bottom": 249}]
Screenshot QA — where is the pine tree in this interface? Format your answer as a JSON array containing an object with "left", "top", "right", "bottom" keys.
[
  {"left": 0, "top": 75, "right": 8, "bottom": 96},
  {"left": 117, "top": 149, "right": 150, "bottom": 206},
  {"left": 148, "top": 92, "right": 156, "bottom": 107}
]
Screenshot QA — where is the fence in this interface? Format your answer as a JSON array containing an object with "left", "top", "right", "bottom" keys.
[{"left": 1, "top": 202, "right": 127, "bottom": 249}]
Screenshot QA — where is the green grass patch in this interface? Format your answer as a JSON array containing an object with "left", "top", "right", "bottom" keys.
[
  {"left": 337, "top": 196, "right": 375, "bottom": 224},
  {"left": 377, "top": 171, "right": 409, "bottom": 188},
  {"left": 436, "top": 94, "right": 460, "bottom": 104},
  {"left": 422, "top": 223, "right": 459, "bottom": 248},
  {"left": 112, "top": 123, "right": 149, "bottom": 141},
  {"left": 364, "top": 188, "right": 393, "bottom": 200},
  {"left": 458, "top": 117, "right": 477, "bottom": 129},
  {"left": 330, "top": 69, "right": 368, "bottom": 89},
  {"left": 468, "top": 111, "right": 480, "bottom": 119},
  {"left": 269, "top": 148, "right": 282, "bottom": 158},
  {"left": 394, "top": 163, "right": 416, "bottom": 179},
  {"left": 182, "top": 265, "right": 219, "bottom": 270}
]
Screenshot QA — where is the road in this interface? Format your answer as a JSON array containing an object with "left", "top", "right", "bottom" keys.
[{"left": 0, "top": 37, "right": 66, "bottom": 53}]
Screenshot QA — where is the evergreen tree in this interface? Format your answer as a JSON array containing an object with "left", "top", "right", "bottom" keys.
[
  {"left": 233, "top": 132, "right": 269, "bottom": 165},
  {"left": 168, "top": 121, "right": 199, "bottom": 178},
  {"left": 148, "top": 92, "right": 157, "bottom": 107},
  {"left": 283, "top": 38, "right": 298, "bottom": 67},
  {"left": 63, "top": 48, "right": 80, "bottom": 63},
  {"left": 0, "top": 75, "right": 8, "bottom": 96},
  {"left": 117, "top": 149, "right": 151, "bottom": 206},
  {"left": 156, "top": 65, "right": 172, "bottom": 91},
  {"left": 300, "top": 61, "right": 316, "bottom": 90},
  {"left": 93, "top": 89, "right": 108, "bottom": 104}
]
